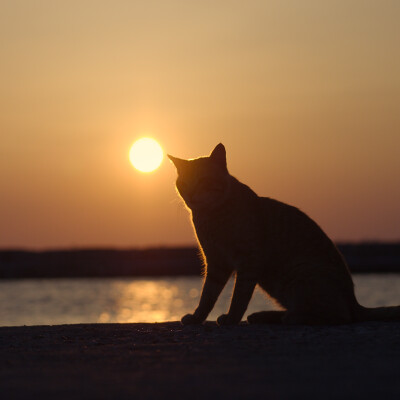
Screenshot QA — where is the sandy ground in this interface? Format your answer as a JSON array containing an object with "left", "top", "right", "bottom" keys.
[{"left": 1, "top": 321, "right": 400, "bottom": 400}]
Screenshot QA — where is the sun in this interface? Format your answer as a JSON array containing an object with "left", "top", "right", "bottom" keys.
[{"left": 129, "top": 137, "right": 164, "bottom": 173}]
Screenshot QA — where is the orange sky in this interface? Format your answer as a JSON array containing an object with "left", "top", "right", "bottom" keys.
[{"left": 1, "top": 1, "right": 399, "bottom": 249}]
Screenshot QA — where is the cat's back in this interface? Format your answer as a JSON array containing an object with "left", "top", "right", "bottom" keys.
[
  {"left": 257, "top": 196, "right": 345, "bottom": 266},
  {"left": 258, "top": 196, "right": 324, "bottom": 238}
]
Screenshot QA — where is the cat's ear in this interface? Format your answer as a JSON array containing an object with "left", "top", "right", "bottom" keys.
[
  {"left": 167, "top": 155, "right": 188, "bottom": 171},
  {"left": 209, "top": 143, "right": 227, "bottom": 170}
]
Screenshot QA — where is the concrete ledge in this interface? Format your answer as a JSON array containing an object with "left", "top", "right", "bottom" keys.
[{"left": 1, "top": 322, "right": 400, "bottom": 399}]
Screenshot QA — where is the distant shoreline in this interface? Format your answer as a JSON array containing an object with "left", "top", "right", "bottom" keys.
[{"left": 1, "top": 243, "right": 400, "bottom": 279}]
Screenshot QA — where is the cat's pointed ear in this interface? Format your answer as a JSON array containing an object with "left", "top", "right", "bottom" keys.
[
  {"left": 209, "top": 143, "right": 227, "bottom": 170},
  {"left": 167, "top": 155, "right": 188, "bottom": 171}
]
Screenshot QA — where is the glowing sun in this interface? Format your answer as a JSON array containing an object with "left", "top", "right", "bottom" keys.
[{"left": 129, "top": 137, "right": 164, "bottom": 173}]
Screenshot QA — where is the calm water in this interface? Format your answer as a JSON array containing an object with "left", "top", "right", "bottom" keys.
[{"left": 0, "top": 275, "right": 399, "bottom": 327}]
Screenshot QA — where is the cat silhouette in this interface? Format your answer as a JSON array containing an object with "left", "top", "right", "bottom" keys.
[{"left": 169, "top": 144, "right": 400, "bottom": 325}]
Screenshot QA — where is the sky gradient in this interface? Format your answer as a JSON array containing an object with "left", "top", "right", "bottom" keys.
[{"left": 1, "top": 1, "right": 399, "bottom": 249}]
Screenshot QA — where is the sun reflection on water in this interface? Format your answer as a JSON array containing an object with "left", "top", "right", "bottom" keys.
[
  {"left": 97, "top": 279, "right": 196, "bottom": 323},
  {"left": 1, "top": 275, "right": 397, "bottom": 327}
]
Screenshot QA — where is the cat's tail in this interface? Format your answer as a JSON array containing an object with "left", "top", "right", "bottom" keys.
[{"left": 354, "top": 304, "right": 400, "bottom": 322}]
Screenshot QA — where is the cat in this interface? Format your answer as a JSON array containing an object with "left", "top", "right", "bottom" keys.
[{"left": 168, "top": 143, "right": 400, "bottom": 325}]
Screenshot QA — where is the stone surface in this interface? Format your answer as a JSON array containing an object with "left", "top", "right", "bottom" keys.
[{"left": 1, "top": 322, "right": 400, "bottom": 399}]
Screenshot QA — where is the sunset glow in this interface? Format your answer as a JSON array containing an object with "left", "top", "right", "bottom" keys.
[
  {"left": 129, "top": 138, "right": 164, "bottom": 173},
  {"left": 1, "top": 1, "right": 399, "bottom": 248}
]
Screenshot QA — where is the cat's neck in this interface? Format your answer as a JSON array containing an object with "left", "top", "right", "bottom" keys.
[
  {"left": 230, "top": 175, "right": 258, "bottom": 199},
  {"left": 191, "top": 175, "right": 258, "bottom": 220}
]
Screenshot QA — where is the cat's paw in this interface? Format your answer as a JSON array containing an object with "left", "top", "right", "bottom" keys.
[
  {"left": 181, "top": 313, "right": 203, "bottom": 325},
  {"left": 216, "top": 314, "right": 239, "bottom": 326}
]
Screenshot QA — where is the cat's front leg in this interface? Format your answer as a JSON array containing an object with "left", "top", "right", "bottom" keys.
[
  {"left": 181, "top": 269, "right": 231, "bottom": 325},
  {"left": 217, "top": 272, "right": 256, "bottom": 326}
]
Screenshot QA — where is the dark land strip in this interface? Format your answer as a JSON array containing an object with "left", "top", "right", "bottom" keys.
[{"left": 1, "top": 243, "right": 400, "bottom": 279}]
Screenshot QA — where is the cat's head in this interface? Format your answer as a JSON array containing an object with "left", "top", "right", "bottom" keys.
[{"left": 168, "top": 143, "right": 231, "bottom": 211}]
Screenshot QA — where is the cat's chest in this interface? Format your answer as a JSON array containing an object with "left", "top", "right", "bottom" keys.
[
  {"left": 194, "top": 212, "right": 239, "bottom": 241},
  {"left": 193, "top": 212, "right": 256, "bottom": 266}
]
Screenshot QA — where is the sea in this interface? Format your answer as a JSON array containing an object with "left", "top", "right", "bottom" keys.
[{"left": 0, "top": 275, "right": 399, "bottom": 327}]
